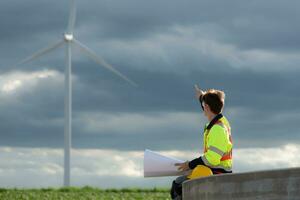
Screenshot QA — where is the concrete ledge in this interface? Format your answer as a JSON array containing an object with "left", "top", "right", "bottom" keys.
[{"left": 183, "top": 167, "right": 300, "bottom": 200}]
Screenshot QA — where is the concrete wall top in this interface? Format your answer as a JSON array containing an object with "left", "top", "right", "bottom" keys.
[{"left": 183, "top": 167, "right": 300, "bottom": 200}]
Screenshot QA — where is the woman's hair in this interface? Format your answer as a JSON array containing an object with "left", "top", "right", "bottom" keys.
[{"left": 202, "top": 89, "right": 225, "bottom": 114}]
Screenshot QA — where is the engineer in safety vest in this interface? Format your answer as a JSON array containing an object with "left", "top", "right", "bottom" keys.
[{"left": 170, "top": 85, "right": 233, "bottom": 200}]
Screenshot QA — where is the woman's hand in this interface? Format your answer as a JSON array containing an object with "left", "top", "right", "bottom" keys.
[
  {"left": 175, "top": 161, "right": 190, "bottom": 171},
  {"left": 194, "top": 84, "right": 204, "bottom": 100}
]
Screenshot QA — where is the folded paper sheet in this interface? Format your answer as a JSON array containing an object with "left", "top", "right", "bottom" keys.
[{"left": 144, "top": 149, "right": 186, "bottom": 177}]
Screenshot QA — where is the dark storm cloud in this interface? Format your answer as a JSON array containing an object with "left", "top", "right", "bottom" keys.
[
  {"left": 0, "top": 0, "right": 300, "bottom": 150},
  {"left": 0, "top": 67, "right": 299, "bottom": 150},
  {"left": 74, "top": 0, "right": 300, "bottom": 50},
  {"left": 1, "top": 0, "right": 300, "bottom": 58},
  {"left": 71, "top": 66, "right": 300, "bottom": 114},
  {"left": 0, "top": 1, "right": 67, "bottom": 41}
]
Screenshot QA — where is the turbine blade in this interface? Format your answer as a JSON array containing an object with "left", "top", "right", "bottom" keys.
[
  {"left": 67, "top": 0, "right": 76, "bottom": 34},
  {"left": 15, "top": 40, "right": 64, "bottom": 67},
  {"left": 73, "top": 39, "right": 137, "bottom": 87}
]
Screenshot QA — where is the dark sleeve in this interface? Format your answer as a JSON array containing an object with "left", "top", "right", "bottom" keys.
[{"left": 188, "top": 156, "right": 205, "bottom": 169}]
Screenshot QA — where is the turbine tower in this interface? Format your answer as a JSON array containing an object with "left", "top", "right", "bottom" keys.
[{"left": 12, "top": 0, "right": 137, "bottom": 186}]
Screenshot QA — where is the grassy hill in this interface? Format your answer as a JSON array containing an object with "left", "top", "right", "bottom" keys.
[{"left": 0, "top": 187, "right": 171, "bottom": 200}]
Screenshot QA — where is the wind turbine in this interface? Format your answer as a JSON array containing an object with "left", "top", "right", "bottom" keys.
[{"left": 12, "top": 0, "right": 137, "bottom": 186}]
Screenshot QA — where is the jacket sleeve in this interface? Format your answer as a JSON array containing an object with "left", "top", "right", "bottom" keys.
[
  {"left": 201, "top": 125, "right": 227, "bottom": 167},
  {"left": 188, "top": 156, "right": 205, "bottom": 169}
]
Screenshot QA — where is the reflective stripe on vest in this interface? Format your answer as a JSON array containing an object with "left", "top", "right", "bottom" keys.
[
  {"left": 204, "top": 120, "right": 232, "bottom": 161},
  {"left": 201, "top": 155, "right": 232, "bottom": 172}
]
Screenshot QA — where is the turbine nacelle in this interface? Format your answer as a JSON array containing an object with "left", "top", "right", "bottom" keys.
[{"left": 64, "top": 34, "right": 74, "bottom": 41}]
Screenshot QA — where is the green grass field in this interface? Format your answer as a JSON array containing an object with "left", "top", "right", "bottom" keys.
[{"left": 0, "top": 187, "right": 171, "bottom": 200}]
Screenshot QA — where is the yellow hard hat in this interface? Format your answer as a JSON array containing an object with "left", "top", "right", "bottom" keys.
[{"left": 187, "top": 165, "right": 213, "bottom": 179}]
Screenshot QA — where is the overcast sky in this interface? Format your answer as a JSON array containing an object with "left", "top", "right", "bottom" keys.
[{"left": 0, "top": 0, "right": 300, "bottom": 188}]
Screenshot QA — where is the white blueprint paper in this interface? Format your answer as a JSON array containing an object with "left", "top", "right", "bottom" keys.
[{"left": 144, "top": 149, "right": 187, "bottom": 177}]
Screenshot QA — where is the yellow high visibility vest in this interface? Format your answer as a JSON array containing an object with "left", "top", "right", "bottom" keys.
[{"left": 202, "top": 116, "right": 233, "bottom": 172}]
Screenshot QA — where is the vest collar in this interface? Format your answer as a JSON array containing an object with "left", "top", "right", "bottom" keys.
[{"left": 206, "top": 113, "right": 223, "bottom": 130}]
